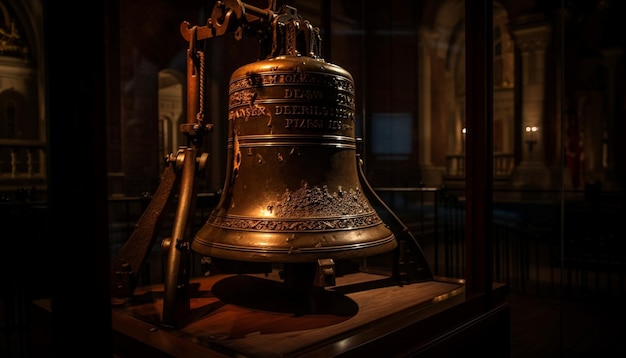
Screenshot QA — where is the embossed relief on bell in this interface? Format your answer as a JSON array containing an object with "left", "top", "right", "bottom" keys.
[{"left": 227, "top": 58, "right": 356, "bottom": 138}]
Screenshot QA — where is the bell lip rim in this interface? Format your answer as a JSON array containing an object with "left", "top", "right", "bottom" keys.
[{"left": 191, "top": 235, "right": 397, "bottom": 263}]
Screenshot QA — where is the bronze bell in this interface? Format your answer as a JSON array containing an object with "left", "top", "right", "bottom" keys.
[{"left": 192, "top": 5, "right": 397, "bottom": 266}]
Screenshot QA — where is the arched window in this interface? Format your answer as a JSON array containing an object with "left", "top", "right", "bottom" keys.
[
  {"left": 158, "top": 70, "right": 184, "bottom": 158},
  {"left": 3, "top": 100, "right": 16, "bottom": 138}
]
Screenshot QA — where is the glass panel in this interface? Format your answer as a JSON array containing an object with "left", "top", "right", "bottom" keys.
[{"left": 5, "top": 0, "right": 626, "bottom": 356}]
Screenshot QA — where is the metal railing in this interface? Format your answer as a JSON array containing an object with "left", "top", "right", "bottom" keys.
[{"left": 2, "top": 187, "right": 625, "bottom": 356}]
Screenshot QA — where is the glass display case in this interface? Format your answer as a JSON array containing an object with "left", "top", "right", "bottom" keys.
[{"left": 3, "top": 0, "right": 625, "bottom": 356}]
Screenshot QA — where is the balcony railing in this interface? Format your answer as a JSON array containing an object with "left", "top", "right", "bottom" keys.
[
  {"left": 0, "top": 140, "right": 46, "bottom": 189},
  {"left": 445, "top": 153, "right": 515, "bottom": 178}
]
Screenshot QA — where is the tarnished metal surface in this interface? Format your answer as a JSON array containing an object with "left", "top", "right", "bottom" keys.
[{"left": 193, "top": 47, "right": 397, "bottom": 262}]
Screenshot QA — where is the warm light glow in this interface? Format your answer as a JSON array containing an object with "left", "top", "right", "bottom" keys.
[
  {"left": 259, "top": 206, "right": 275, "bottom": 217},
  {"left": 462, "top": 127, "right": 467, "bottom": 134},
  {"left": 525, "top": 126, "right": 539, "bottom": 132}
]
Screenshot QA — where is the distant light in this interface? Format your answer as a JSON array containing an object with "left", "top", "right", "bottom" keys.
[
  {"left": 525, "top": 126, "right": 539, "bottom": 132},
  {"left": 462, "top": 127, "right": 467, "bottom": 134}
]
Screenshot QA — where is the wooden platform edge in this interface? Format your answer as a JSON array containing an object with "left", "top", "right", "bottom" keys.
[{"left": 29, "top": 279, "right": 510, "bottom": 357}]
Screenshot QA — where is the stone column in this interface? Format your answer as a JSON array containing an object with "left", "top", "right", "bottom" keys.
[
  {"left": 416, "top": 27, "right": 444, "bottom": 186},
  {"left": 599, "top": 48, "right": 623, "bottom": 189},
  {"left": 512, "top": 23, "right": 552, "bottom": 189},
  {"left": 515, "top": 24, "right": 550, "bottom": 163}
]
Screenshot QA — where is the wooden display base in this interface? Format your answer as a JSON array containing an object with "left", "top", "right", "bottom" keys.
[{"left": 108, "top": 271, "right": 509, "bottom": 357}]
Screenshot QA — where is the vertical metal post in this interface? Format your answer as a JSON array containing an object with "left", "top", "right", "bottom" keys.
[{"left": 464, "top": 0, "right": 494, "bottom": 303}]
